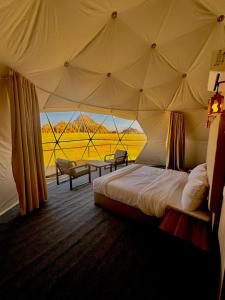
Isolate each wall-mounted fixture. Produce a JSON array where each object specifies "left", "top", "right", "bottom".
[
  {"left": 206, "top": 73, "right": 224, "bottom": 128},
  {"left": 208, "top": 72, "right": 224, "bottom": 117},
  {"left": 206, "top": 49, "right": 225, "bottom": 127},
  {"left": 208, "top": 91, "right": 224, "bottom": 115}
]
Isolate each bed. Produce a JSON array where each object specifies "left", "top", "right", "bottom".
[
  {"left": 93, "top": 163, "right": 210, "bottom": 223},
  {"left": 93, "top": 114, "right": 225, "bottom": 225}
]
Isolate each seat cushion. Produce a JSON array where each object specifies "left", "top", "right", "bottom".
[
  {"left": 56, "top": 159, "right": 75, "bottom": 175},
  {"left": 73, "top": 168, "right": 89, "bottom": 177}
]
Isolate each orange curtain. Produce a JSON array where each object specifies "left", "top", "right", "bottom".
[
  {"left": 8, "top": 71, "right": 47, "bottom": 215},
  {"left": 166, "top": 111, "right": 185, "bottom": 170}
]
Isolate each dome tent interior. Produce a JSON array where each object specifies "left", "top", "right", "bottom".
[
  {"left": 0, "top": 3, "right": 224, "bottom": 206},
  {"left": 0, "top": 0, "right": 224, "bottom": 168},
  {"left": 0, "top": 0, "right": 225, "bottom": 298},
  {"left": 1, "top": 0, "right": 224, "bottom": 212}
]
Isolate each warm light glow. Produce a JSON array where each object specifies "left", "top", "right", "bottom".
[{"left": 208, "top": 92, "right": 224, "bottom": 115}]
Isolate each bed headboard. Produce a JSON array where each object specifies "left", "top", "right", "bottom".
[{"left": 206, "top": 113, "right": 225, "bottom": 217}]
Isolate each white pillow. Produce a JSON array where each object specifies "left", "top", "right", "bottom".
[
  {"left": 181, "top": 179, "right": 208, "bottom": 211},
  {"left": 195, "top": 162, "right": 206, "bottom": 170},
  {"left": 188, "top": 170, "right": 208, "bottom": 185},
  {"left": 189, "top": 163, "right": 206, "bottom": 174},
  {"left": 188, "top": 163, "right": 207, "bottom": 182}
]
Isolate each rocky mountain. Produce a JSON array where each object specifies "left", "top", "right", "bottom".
[
  {"left": 42, "top": 115, "right": 109, "bottom": 134},
  {"left": 122, "top": 128, "right": 140, "bottom": 134},
  {"left": 41, "top": 123, "right": 52, "bottom": 133}
]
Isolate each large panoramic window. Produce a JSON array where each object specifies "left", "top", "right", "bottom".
[{"left": 40, "top": 112, "right": 147, "bottom": 175}]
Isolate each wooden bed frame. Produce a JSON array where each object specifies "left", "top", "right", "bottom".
[
  {"left": 95, "top": 192, "right": 160, "bottom": 226},
  {"left": 94, "top": 114, "right": 225, "bottom": 229}
]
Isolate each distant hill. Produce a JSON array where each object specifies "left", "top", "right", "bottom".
[
  {"left": 122, "top": 128, "right": 141, "bottom": 134},
  {"left": 42, "top": 115, "right": 109, "bottom": 134}
]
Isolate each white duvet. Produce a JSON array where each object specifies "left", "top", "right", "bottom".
[{"left": 93, "top": 164, "right": 188, "bottom": 218}]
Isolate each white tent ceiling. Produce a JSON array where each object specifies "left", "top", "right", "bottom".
[{"left": 0, "top": 0, "right": 225, "bottom": 118}]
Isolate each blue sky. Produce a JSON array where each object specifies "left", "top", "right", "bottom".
[{"left": 40, "top": 112, "right": 143, "bottom": 132}]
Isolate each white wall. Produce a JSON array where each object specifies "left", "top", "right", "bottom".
[{"left": 0, "top": 78, "right": 18, "bottom": 215}]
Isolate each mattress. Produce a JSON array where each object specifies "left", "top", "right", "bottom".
[{"left": 93, "top": 164, "right": 188, "bottom": 218}]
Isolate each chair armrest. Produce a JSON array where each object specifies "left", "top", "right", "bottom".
[
  {"left": 104, "top": 153, "right": 115, "bottom": 161},
  {"left": 72, "top": 160, "right": 77, "bottom": 166}
]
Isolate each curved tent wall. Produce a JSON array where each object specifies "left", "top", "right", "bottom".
[
  {"left": 0, "top": 0, "right": 225, "bottom": 211},
  {"left": 0, "top": 1, "right": 224, "bottom": 115},
  {"left": 0, "top": 75, "right": 18, "bottom": 215}
]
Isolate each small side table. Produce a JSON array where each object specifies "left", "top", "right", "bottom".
[
  {"left": 160, "top": 209, "right": 211, "bottom": 251},
  {"left": 88, "top": 160, "right": 113, "bottom": 177}
]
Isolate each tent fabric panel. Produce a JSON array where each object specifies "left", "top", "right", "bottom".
[
  {"left": 0, "top": 0, "right": 224, "bottom": 117},
  {"left": 136, "top": 111, "right": 169, "bottom": 165},
  {"left": 136, "top": 110, "right": 209, "bottom": 168},
  {"left": 185, "top": 140, "right": 208, "bottom": 168},
  {"left": 135, "top": 140, "right": 166, "bottom": 166},
  {"left": 184, "top": 110, "right": 209, "bottom": 168}
]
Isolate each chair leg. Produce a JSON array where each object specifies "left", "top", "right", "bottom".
[
  {"left": 69, "top": 176, "right": 73, "bottom": 190},
  {"left": 56, "top": 167, "right": 59, "bottom": 185},
  {"left": 89, "top": 170, "right": 91, "bottom": 183},
  {"left": 115, "top": 164, "right": 117, "bottom": 171}
]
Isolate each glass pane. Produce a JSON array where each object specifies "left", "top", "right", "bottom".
[
  {"left": 111, "top": 142, "right": 127, "bottom": 157},
  {"left": 45, "top": 112, "right": 75, "bottom": 140},
  {"left": 40, "top": 113, "right": 56, "bottom": 143},
  {"left": 80, "top": 112, "right": 108, "bottom": 136},
  {"left": 92, "top": 139, "right": 119, "bottom": 158},
  {"left": 82, "top": 141, "right": 102, "bottom": 160},
  {"left": 41, "top": 111, "right": 147, "bottom": 175},
  {"left": 44, "top": 144, "right": 59, "bottom": 176},
  {"left": 98, "top": 115, "right": 120, "bottom": 139},
  {"left": 113, "top": 116, "right": 134, "bottom": 133},
  {"left": 59, "top": 140, "right": 90, "bottom": 161}
]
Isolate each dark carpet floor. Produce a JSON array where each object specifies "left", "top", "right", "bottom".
[{"left": 0, "top": 170, "right": 217, "bottom": 300}]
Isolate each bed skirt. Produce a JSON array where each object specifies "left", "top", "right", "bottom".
[{"left": 94, "top": 192, "right": 160, "bottom": 226}]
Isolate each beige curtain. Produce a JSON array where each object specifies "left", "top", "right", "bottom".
[
  {"left": 166, "top": 111, "right": 185, "bottom": 170},
  {"left": 8, "top": 71, "right": 47, "bottom": 216}
]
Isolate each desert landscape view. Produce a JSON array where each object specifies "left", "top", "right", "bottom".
[{"left": 41, "top": 114, "right": 146, "bottom": 171}]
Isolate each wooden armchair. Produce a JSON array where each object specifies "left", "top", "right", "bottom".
[
  {"left": 55, "top": 158, "right": 91, "bottom": 190},
  {"left": 104, "top": 149, "right": 128, "bottom": 170}
]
